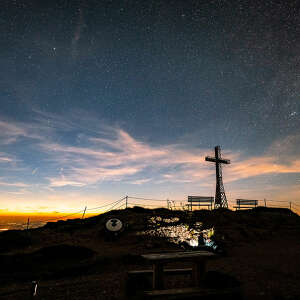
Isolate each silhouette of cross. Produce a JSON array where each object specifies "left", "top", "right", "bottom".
[{"left": 205, "top": 146, "right": 230, "bottom": 207}]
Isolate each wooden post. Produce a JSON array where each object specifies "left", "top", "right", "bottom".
[
  {"left": 289, "top": 202, "right": 292, "bottom": 211},
  {"left": 153, "top": 263, "right": 164, "bottom": 289},
  {"left": 264, "top": 198, "right": 267, "bottom": 207},
  {"left": 82, "top": 206, "right": 87, "bottom": 219},
  {"left": 192, "top": 260, "right": 206, "bottom": 287},
  {"left": 26, "top": 218, "right": 30, "bottom": 230},
  {"left": 125, "top": 196, "right": 128, "bottom": 209}
]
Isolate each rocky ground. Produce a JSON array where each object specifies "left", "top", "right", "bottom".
[{"left": 0, "top": 207, "right": 299, "bottom": 299}]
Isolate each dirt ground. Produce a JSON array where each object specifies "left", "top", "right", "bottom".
[{"left": 0, "top": 207, "right": 299, "bottom": 300}]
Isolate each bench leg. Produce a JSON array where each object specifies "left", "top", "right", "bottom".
[
  {"left": 153, "top": 263, "right": 164, "bottom": 290},
  {"left": 192, "top": 260, "right": 206, "bottom": 287}
]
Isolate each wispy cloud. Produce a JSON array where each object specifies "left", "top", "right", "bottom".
[
  {"left": 128, "top": 178, "right": 152, "bottom": 185},
  {"left": 47, "top": 178, "right": 86, "bottom": 187},
  {"left": 0, "top": 180, "right": 29, "bottom": 188},
  {"left": 0, "top": 153, "right": 13, "bottom": 163},
  {"left": 0, "top": 112, "right": 299, "bottom": 192},
  {"left": 0, "top": 120, "right": 27, "bottom": 144},
  {"left": 40, "top": 128, "right": 211, "bottom": 187},
  {"left": 38, "top": 122, "right": 300, "bottom": 188},
  {"left": 225, "top": 156, "right": 300, "bottom": 183}
]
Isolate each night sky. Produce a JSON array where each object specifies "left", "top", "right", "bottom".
[{"left": 0, "top": 0, "right": 299, "bottom": 213}]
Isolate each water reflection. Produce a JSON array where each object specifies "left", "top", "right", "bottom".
[{"left": 138, "top": 216, "right": 214, "bottom": 247}]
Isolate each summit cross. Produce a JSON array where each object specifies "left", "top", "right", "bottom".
[{"left": 205, "top": 146, "right": 230, "bottom": 209}]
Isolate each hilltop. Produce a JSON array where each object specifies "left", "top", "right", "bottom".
[{"left": 0, "top": 207, "right": 299, "bottom": 299}]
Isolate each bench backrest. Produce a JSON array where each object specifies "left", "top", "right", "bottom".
[
  {"left": 236, "top": 199, "right": 258, "bottom": 206},
  {"left": 188, "top": 196, "right": 214, "bottom": 203}
]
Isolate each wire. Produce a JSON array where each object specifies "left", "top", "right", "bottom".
[
  {"left": 129, "top": 196, "right": 185, "bottom": 202},
  {"left": 128, "top": 202, "right": 161, "bottom": 207},
  {"left": 86, "top": 197, "right": 126, "bottom": 211},
  {"left": 268, "top": 205, "right": 288, "bottom": 207},
  {"left": 113, "top": 202, "right": 125, "bottom": 210},
  {"left": 265, "top": 200, "right": 291, "bottom": 203},
  {"left": 103, "top": 197, "right": 125, "bottom": 213}
]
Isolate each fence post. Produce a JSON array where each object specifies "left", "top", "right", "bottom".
[
  {"left": 26, "top": 217, "right": 30, "bottom": 230},
  {"left": 264, "top": 198, "right": 267, "bottom": 207},
  {"left": 82, "top": 206, "right": 87, "bottom": 219},
  {"left": 289, "top": 202, "right": 292, "bottom": 211}
]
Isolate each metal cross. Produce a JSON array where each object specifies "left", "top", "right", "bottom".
[{"left": 205, "top": 146, "right": 230, "bottom": 209}]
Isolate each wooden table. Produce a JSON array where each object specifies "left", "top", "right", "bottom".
[{"left": 141, "top": 251, "right": 216, "bottom": 290}]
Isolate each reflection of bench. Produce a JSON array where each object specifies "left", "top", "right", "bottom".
[
  {"left": 234, "top": 199, "right": 258, "bottom": 210},
  {"left": 187, "top": 196, "right": 214, "bottom": 211}
]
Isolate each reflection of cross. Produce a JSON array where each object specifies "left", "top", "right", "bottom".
[{"left": 205, "top": 146, "right": 230, "bottom": 209}]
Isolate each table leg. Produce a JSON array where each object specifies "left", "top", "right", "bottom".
[
  {"left": 153, "top": 262, "right": 164, "bottom": 289},
  {"left": 192, "top": 260, "right": 206, "bottom": 286}
]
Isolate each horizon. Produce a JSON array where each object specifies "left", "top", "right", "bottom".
[{"left": 1, "top": 198, "right": 299, "bottom": 217}]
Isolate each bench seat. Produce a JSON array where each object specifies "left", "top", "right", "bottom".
[
  {"left": 128, "top": 268, "right": 192, "bottom": 276},
  {"left": 145, "top": 286, "right": 242, "bottom": 299}
]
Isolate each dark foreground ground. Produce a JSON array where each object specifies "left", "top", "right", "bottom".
[{"left": 0, "top": 207, "right": 299, "bottom": 300}]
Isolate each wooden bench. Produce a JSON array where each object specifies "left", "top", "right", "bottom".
[
  {"left": 126, "top": 268, "right": 193, "bottom": 298},
  {"left": 187, "top": 196, "right": 214, "bottom": 211},
  {"left": 125, "top": 251, "right": 243, "bottom": 299},
  {"left": 141, "top": 251, "right": 216, "bottom": 289},
  {"left": 234, "top": 199, "right": 258, "bottom": 210}
]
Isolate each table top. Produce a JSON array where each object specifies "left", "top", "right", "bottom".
[{"left": 141, "top": 250, "right": 216, "bottom": 262}]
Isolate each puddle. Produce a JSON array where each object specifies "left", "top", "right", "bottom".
[{"left": 138, "top": 216, "right": 214, "bottom": 247}]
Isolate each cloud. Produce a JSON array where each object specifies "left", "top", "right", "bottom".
[
  {"left": 41, "top": 127, "right": 211, "bottom": 187},
  {"left": 39, "top": 124, "right": 300, "bottom": 188},
  {"left": 226, "top": 156, "right": 300, "bottom": 183},
  {"left": 0, "top": 112, "right": 299, "bottom": 192},
  {"left": 0, "top": 180, "right": 29, "bottom": 188},
  {"left": 0, "top": 153, "right": 13, "bottom": 163},
  {"left": 128, "top": 178, "right": 152, "bottom": 185},
  {"left": 0, "top": 120, "right": 27, "bottom": 144},
  {"left": 6, "top": 190, "right": 28, "bottom": 195},
  {"left": 0, "top": 118, "right": 47, "bottom": 146},
  {"left": 47, "top": 178, "right": 86, "bottom": 187}
]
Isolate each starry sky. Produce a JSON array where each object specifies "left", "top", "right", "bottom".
[{"left": 0, "top": 0, "right": 300, "bottom": 214}]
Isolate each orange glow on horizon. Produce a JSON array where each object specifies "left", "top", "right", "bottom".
[{"left": 0, "top": 211, "right": 100, "bottom": 218}]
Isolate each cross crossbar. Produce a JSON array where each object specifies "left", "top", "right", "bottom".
[{"left": 205, "top": 156, "right": 230, "bottom": 164}]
